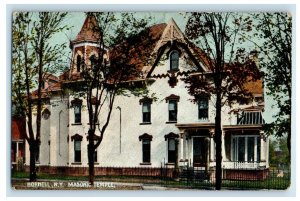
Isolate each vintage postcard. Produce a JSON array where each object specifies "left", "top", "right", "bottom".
[{"left": 11, "top": 11, "right": 291, "bottom": 191}]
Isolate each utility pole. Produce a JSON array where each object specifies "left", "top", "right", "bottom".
[{"left": 116, "top": 106, "right": 122, "bottom": 154}]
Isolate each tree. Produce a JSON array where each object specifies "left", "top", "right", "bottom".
[
  {"left": 254, "top": 13, "right": 291, "bottom": 159},
  {"left": 269, "top": 137, "right": 290, "bottom": 168},
  {"left": 63, "top": 13, "right": 157, "bottom": 185},
  {"left": 12, "top": 12, "right": 68, "bottom": 181},
  {"left": 184, "top": 12, "right": 260, "bottom": 190}
]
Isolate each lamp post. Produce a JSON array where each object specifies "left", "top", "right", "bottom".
[{"left": 116, "top": 106, "right": 122, "bottom": 154}]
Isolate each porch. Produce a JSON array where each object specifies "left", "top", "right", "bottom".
[{"left": 175, "top": 123, "right": 269, "bottom": 172}]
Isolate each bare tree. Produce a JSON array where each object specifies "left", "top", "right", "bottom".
[
  {"left": 12, "top": 12, "right": 68, "bottom": 181},
  {"left": 64, "top": 13, "right": 158, "bottom": 184}
]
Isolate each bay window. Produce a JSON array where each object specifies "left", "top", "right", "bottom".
[{"left": 232, "top": 135, "right": 261, "bottom": 162}]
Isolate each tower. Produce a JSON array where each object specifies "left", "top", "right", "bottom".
[{"left": 69, "top": 15, "right": 105, "bottom": 80}]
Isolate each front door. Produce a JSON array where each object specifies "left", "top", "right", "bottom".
[{"left": 193, "top": 137, "right": 207, "bottom": 167}]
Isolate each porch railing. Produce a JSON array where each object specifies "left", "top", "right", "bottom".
[{"left": 223, "top": 161, "right": 267, "bottom": 169}]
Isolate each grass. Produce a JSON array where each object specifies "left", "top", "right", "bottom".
[
  {"left": 12, "top": 171, "right": 87, "bottom": 181},
  {"left": 161, "top": 176, "right": 290, "bottom": 190},
  {"left": 12, "top": 171, "right": 290, "bottom": 190}
]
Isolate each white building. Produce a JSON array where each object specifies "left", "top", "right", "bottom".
[{"left": 25, "top": 16, "right": 269, "bottom": 179}]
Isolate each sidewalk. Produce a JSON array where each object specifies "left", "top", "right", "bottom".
[{"left": 11, "top": 178, "right": 195, "bottom": 190}]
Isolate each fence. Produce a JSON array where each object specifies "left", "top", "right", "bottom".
[
  {"left": 20, "top": 165, "right": 290, "bottom": 190},
  {"left": 160, "top": 165, "right": 290, "bottom": 190}
]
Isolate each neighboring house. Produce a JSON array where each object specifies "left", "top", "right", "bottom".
[
  {"left": 24, "top": 16, "right": 269, "bottom": 180},
  {"left": 11, "top": 117, "right": 26, "bottom": 170}
]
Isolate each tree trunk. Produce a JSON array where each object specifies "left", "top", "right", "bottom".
[
  {"left": 215, "top": 90, "right": 222, "bottom": 190},
  {"left": 29, "top": 141, "right": 37, "bottom": 182},
  {"left": 287, "top": 131, "right": 291, "bottom": 163},
  {"left": 88, "top": 129, "right": 95, "bottom": 185}
]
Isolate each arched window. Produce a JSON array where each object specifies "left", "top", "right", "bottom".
[
  {"left": 90, "top": 55, "right": 97, "bottom": 68},
  {"left": 76, "top": 55, "right": 81, "bottom": 72},
  {"left": 170, "top": 51, "right": 179, "bottom": 70}
]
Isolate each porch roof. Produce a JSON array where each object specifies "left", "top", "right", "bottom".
[
  {"left": 222, "top": 124, "right": 263, "bottom": 131},
  {"left": 176, "top": 122, "right": 215, "bottom": 130}
]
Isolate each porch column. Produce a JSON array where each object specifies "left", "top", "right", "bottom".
[
  {"left": 179, "top": 132, "right": 184, "bottom": 161},
  {"left": 205, "top": 137, "right": 210, "bottom": 171},
  {"left": 222, "top": 131, "right": 226, "bottom": 161},
  {"left": 186, "top": 137, "right": 190, "bottom": 166},
  {"left": 260, "top": 131, "right": 266, "bottom": 162},
  {"left": 209, "top": 129, "right": 215, "bottom": 162},
  {"left": 16, "top": 142, "right": 19, "bottom": 158}
]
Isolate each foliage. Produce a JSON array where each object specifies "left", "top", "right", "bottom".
[
  {"left": 254, "top": 13, "right": 291, "bottom": 155},
  {"left": 12, "top": 12, "right": 69, "bottom": 181},
  {"left": 184, "top": 12, "right": 261, "bottom": 190},
  {"left": 269, "top": 137, "right": 290, "bottom": 168},
  {"left": 184, "top": 12, "right": 260, "bottom": 105}
]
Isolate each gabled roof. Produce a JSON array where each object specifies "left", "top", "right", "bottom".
[
  {"left": 43, "top": 72, "right": 59, "bottom": 82},
  {"left": 71, "top": 15, "right": 100, "bottom": 45},
  {"left": 154, "top": 18, "right": 185, "bottom": 51},
  {"left": 46, "top": 17, "right": 263, "bottom": 98},
  {"left": 147, "top": 19, "right": 210, "bottom": 77}
]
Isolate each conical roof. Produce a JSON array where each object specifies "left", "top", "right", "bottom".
[{"left": 72, "top": 15, "right": 100, "bottom": 44}]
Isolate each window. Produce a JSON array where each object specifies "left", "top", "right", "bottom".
[
  {"left": 71, "top": 134, "right": 83, "bottom": 164},
  {"left": 142, "top": 102, "right": 151, "bottom": 123},
  {"left": 90, "top": 55, "right": 97, "bottom": 68},
  {"left": 232, "top": 135, "right": 261, "bottom": 162},
  {"left": 168, "top": 100, "right": 177, "bottom": 122},
  {"left": 168, "top": 139, "right": 176, "bottom": 163},
  {"left": 74, "top": 140, "right": 81, "bottom": 162},
  {"left": 139, "top": 133, "right": 152, "bottom": 164},
  {"left": 139, "top": 97, "right": 153, "bottom": 124},
  {"left": 76, "top": 55, "right": 81, "bottom": 72},
  {"left": 170, "top": 51, "right": 179, "bottom": 70},
  {"left": 42, "top": 108, "right": 51, "bottom": 120},
  {"left": 198, "top": 97, "right": 208, "bottom": 120},
  {"left": 74, "top": 104, "right": 81, "bottom": 123},
  {"left": 142, "top": 139, "right": 151, "bottom": 163}
]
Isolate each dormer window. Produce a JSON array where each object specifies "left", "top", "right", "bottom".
[
  {"left": 76, "top": 55, "right": 81, "bottom": 72},
  {"left": 170, "top": 50, "right": 179, "bottom": 71}
]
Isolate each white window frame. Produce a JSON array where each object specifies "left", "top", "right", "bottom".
[{"left": 231, "top": 135, "right": 260, "bottom": 162}]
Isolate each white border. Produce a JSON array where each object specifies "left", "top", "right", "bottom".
[{"left": 1, "top": 1, "right": 297, "bottom": 200}]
